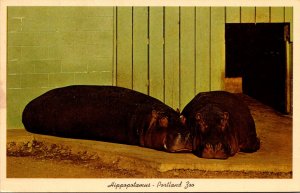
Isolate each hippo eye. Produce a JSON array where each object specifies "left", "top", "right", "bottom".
[
  {"left": 199, "top": 123, "right": 208, "bottom": 133},
  {"left": 195, "top": 113, "right": 208, "bottom": 133}
]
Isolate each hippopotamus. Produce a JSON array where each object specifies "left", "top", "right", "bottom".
[
  {"left": 181, "top": 91, "right": 260, "bottom": 159},
  {"left": 22, "top": 85, "right": 192, "bottom": 152}
]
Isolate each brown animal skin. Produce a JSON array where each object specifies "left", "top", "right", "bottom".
[{"left": 181, "top": 91, "right": 260, "bottom": 159}]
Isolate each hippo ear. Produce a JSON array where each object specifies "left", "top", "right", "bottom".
[
  {"left": 159, "top": 117, "right": 169, "bottom": 128},
  {"left": 220, "top": 112, "right": 229, "bottom": 132},
  {"left": 195, "top": 113, "right": 207, "bottom": 133},
  {"left": 148, "top": 110, "right": 159, "bottom": 129},
  {"left": 151, "top": 110, "right": 159, "bottom": 119},
  {"left": 180, "top": 115, "right": 186, "bottom": 125}
]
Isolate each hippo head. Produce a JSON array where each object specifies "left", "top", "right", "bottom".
[
  {"left": 186, "top": 104, "right": 238, "bottom": 159},
  {"left": 164, "top": 125, "right": 193, "bottom": 153},
  {"left": 144, "top": 110, "right": 192, "bottom": 152}
]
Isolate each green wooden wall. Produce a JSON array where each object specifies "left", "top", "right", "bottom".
[
  {"left": 115, "top": 6, "right": 293, "bottom": 109},
  {"left": 7, "top": 6, "right": 293, "bottom": 128}
]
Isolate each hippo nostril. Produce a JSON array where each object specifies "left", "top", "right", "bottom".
[
  {"left": 205, "top": 143, "right": 214, "bottom": 150},
  {"left": 215, "top": 143, "right": 223, "bottom": 151}
]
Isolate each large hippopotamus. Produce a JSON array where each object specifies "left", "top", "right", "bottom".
[
  {"left": 181, "top": 91, "right": 260, "bottom": 159},
  {"left": 22, "top": 85, "right": 192, "bottom": 152}
]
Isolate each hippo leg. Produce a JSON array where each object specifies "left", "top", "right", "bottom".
[{"left": 240, "top": 136, "right": 260, "bottom": 153}]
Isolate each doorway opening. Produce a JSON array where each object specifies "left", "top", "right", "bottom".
[{"left": 225, "top": 23, "right": 291, "bottom": 114}]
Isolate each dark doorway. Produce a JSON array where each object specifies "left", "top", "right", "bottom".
[{"left": 225, "top": 23, "right": 290, "bottom": 114}]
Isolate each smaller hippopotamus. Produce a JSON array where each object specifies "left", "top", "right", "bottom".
[
  {"left": 181, "top": 91, "right": 260, "bottom": 159},
  {"left": 22, "top": 85, "right": 192, "bottom": 153}
]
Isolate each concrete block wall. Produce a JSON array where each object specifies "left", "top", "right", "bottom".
[{"left": 7, "top": 7, "right": 114, "bottom": 128}]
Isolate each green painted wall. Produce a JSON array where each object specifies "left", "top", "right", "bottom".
[
  {"left": 7, "top": 6, "right": 293, "bottom": 129},
  {"left": 7, "top": 7, "right": 114, "bottom": 128}
]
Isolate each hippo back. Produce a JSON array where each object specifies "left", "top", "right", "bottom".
[{"left": 22, "top": 85, "right": 192, "bottom": 152}]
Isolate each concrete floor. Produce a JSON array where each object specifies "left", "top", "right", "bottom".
[{"left": 6, "top": 95, "right": 292, "bottom": 178}]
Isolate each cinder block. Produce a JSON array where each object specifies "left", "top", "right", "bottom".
[
  {"left": 61, "top": 46, "right": 77, "bottom": 60},
  {"left": 21, "top": 46, "right": 48, "bottom": 60},
  {"left": 47, "top": 7, "right": 78, "bottom": 18},
  {"left": 22, "top": 18, "right": 50, "bottom": 32},
  {"left": 7, "top": 47, "right": 21, "bottom": 61},
  {"left": 7, "top": 75, "right": 21, "bottom": 88},
  {"left": 48, "top": 45, "right": 63, "bottom": 60},
  {"left": 7, "top": 18, "right": 22, "bottom": 32},
  {"left": 73, "top": 46, "right": 87, "bottom": 59},
  {"left": 74, "top": 71, "right": 112, "bottom": 85},
  {"left": 7, "top": 60, "right": 21, "bottom": 74},
  {"left": 87, "top": 57, "right": 113, "bottom": 72},
  {"left": 21, "top": 74, "right": 49, "bottom": 88},
  {"left": 86, "top": 44, "right": 112, "bottom": 58},
  {"left": 59, "top": 32, "right": 76, "bottom": 45},
  {"left": 61, "top": 59, "right": 87, "bottom": 73},
  {"left": 20, "top": 60, "right": 35, "bottom": 74},
  {"left": 35, "top": 32, "right": 60, "bottom": 46},
  {"left": 52, "top": 17, "right": 77, "bottom": 32},
  {"left": 48, "top": 73, "right": 75, "bottom": 87},
  {"left": 77, "top": 7, "right": 114, "bottom": 17},
  {"left": 79, "top": 17, "right": 113, "bottom": 31},
  {"left": 35, "top": 60, "right": 61, "bottom": 73},
  {"left": 8, "top": 32, "right": 37, "bottom": 47}
]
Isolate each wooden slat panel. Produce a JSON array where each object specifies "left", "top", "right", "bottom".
[
  {"left": 116, "top": 7, "right": 132, "bottom": 89},
  {"left": 226, "top": 7, "right": 240, "bottom": 23},
  {"left": 133, "top": 7, "right": 148, "bottom": 94},
  {"left": 180, "top": 7, "right": 195, "bottom": 109},
  {"left": 241, "top": 7, "right": 255, "bottom": 23},
  {"left": 256, "top": 7, "right": 270, "bottom": 23},
  {"left": 285, "top": 7, "right": 293, "bottom": 42},
  {"left": 149, "top": 7, "right": 164, "bottom": 101},
  {"left": 210, "top": 7, "right": 225, "bottom": 91},
  {"left": 165, "top": 7, "right": 180, "bottom": 109},
  {"left": 271, "top": 7, "right": 285, "bottom": 22},
  {"left": 195, "top": 7, "right": 210, "bottom": 93},
  {"left": 112, "top": 7, "right": 117, "bottom": 86}
]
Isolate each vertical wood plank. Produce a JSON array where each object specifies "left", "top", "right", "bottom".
[
  {"left": 196, "top": 7, "right": 210, "bottom": 93},
  {"left": 210, "top": 7, "right": 225, "bottom": 91},
  {"left": 256, "top": 7, "right": 270, "bottom": 23},
  {"left": 149, "top": 7, "right": 164, "bottom": 101},
  {"left": 226, "top": 7, "right": 240, "bottom": 23},
  {"left": 241, "top": 7, "right": 255, "bottom": 23},
  {"left": 180, "top": 7, "right": 196, "bottom": 109},
  {"left": 165, "top": 7, "right": 180, "bottom": 109},
  {"left": 270, "top": 7, "right": 284, "bottom": 22},
  {"left": 133, "top": 7, "right": 148, "bottom": 94},
  {"left": 285, "top": 7, "right": 293, "bottom": 42},
  {"left": 113, "top": 7, "right": 117, "bottom": 86},
  {"left": 116, "top": 7, "right": 132, "bottom": 89}
]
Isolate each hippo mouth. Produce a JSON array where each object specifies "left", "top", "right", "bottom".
[
  {"left": 195, "top": 143, "right": 231, "bottom": 159},
  {"left": 163, "top": 133, "right": 193, "bottom": 153}
]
